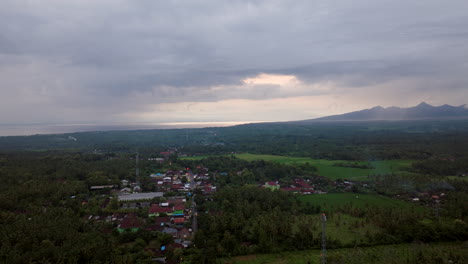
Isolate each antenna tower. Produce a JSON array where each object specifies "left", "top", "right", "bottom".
[{"left": 321, "top": 213, "right": 327, "bottom": 264}]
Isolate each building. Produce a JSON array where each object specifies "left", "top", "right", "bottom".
[
  {"left": 149, "top": 205, "right": 173, "bottom": 217},
  {"left": 264, "top": 181, "right": 280, "bottom": 191},
  {"left": 118, "top": 192, "right": 164, "bottom": 201},
  {"left": 117, "top": 215, "right": 142, "bottom": 233}
]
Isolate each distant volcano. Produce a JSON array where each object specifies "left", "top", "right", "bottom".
[{"left": 310, "top": 102, "right": 468, "bottom": 121}]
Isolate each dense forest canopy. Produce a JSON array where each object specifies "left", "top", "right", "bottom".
[{"left": 2, "top": 120, "right": 468, "bottom": 160}]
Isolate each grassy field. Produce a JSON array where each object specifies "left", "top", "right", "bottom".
[
  {"left": 446, "top": 176, "right": 468, "bottom": 182},
  {"left": 182, "top": 153, "right": 414, "bottom": 181},
  {"left": 298, "top": 193, "right": 423, "bottom": 211},
  {"left": 222, "top": 242, "right": 468, "bottom": 264},
  {"left": 308, "top": 213, "right": 381, "bottom": 246},
  {"left": 296, "top": 193, "right": 427, "bottom": 245}
]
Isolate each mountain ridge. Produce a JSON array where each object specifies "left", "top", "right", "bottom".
[{"left": 306, "top": 102, "right": 468, "bottom": 122}]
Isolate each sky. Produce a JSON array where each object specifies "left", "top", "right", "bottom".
[{"left": 1, "top": 0, "right": 468, "bottom": 125}]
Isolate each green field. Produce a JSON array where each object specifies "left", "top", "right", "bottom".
[
  {"left": 298, "top": 193, "right": 423, "bottom": 212},
  {"left": 223, "top": 242, "right": 467, "bottom": 264},
  {"left": 296, "top": 193, "right": 427, "bottom": 245},
  {"left": 182, "top": 153, "right": 414, "bottom": 180},
  {"left": 310, "top": 212, "right": 382, "bottom": 245}
]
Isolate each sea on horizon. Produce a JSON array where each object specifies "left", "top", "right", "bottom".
[{"left": 0, "top": 121, "right": 264, "bottom": 137}]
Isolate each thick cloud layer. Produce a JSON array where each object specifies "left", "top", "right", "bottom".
[{"left": 1, "top": 0, "right": 467, "bottom": 124}]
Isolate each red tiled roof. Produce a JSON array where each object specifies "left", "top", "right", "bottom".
[
  {"left": 171, "top": 184, "right": 184, "bottom": 190},
  {"left": 146, "top": 225, "right": 165, "bottom": 232},
  {"left": 178, "top": 228, "right": 190, "bottom": 237},
  {"left": 281, "top": 187, "right": 302, "bottom": 192},
  {"left": 149, "top": 205, "right": 172, "bottom": 214},
  {"left": 173, "top": 217, "right": 185, "bottom": 223},
  {"left": 266, "top": 181, "right": 278, "bottom": 186},
  {"left": 119, "top": 216, "right": 142, "bottom": 229},
  {"left": 295, "top": 180, "right": 313, "bottom": 189},
  {"left": 174, "top": 204, "right": 185, "bottom": 211},
  {"left": 171, "top": 199, "right": 185, "bottom": 205},
  {"left": 155, "top": 217, "right": 170, "bottom": 224}
]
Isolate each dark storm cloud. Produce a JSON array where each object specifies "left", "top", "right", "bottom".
[{"left": 0, "top": 0, "right": 467, "bottom": 123}]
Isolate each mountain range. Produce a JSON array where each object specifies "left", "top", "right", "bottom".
[{"left": 308, "top": 102, "right": 468, "bottom": 122}]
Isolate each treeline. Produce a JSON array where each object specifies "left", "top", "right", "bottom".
[
  {"left": 410, "top": 158, "right": 468, "bottom": 176},
  {"left": 2, "top": 120, "right": 468, "bottom": 160},
  {"left": 191, "top": 187, "right": 321, "bottom": 261}
]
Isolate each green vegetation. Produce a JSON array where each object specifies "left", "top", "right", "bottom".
[
  {"left": 224, "top": 242, "right": 468, "bottom": 264},
  {"left": 1, "top": 119, "right": 468, "bottom": 263},
  {"left": 191, "top": 186, "right": 467, "bottom": 263},
  {"left": 298, "top": 193, "right": 424, "bottom": 212},
  {"left": 184, "top": 153, "right": 413, "bottom": 180},
  {"left": 3, "top": 120, "right": 468, "bottom": 161}
]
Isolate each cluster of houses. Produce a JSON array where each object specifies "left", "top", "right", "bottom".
[
  {"left": 263, "top": 179, "right": 323, "bottom": 194},
  {"left": 410, "top": 192, "right": 446, "bottom": 203},
  {"left": 149, "top": 171, "right": 190, "bottom": 193},
  {"left": 149, "top": 168, "right": 216, "bottom": 195},
  {"left": 86, "top": 197, "right": 193, "bottom": 254}
]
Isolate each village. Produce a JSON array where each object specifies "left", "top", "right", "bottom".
[{"left": 82, "top": 151, "right": 450, "bottom": 263}]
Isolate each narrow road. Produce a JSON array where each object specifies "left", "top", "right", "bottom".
[
  {"left": 188, "top": 169, "right": 198, "bottom": 233},
  {"left": 191, "top": 194, "right": 197, "bottom": 233}
]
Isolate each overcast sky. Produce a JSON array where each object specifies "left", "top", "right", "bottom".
[{"left": 1, "top": 0, "right": 468, "bottom": 125}]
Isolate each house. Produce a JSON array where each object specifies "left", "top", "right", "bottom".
[
  {"left": 150, "top": 173, "right": 165, "bottom": 178},
  {"left": 203, "top": 185, "right": 216, "bottom": 194},
  {"left": 163, "top": 177, "right": 172, "bottom": 182},
  {"left": 162, "top": 227, "right": 178, "bottom": 237},
  {"left": 171, "top": 184, "right": 184, "bottom": 191},
  {"left": 264, "top": 181, "right": 280, "bottom": 191},
  {"left": 117, "top": 215, "right": 142, "bottom": 233},
  {"left": 120, "top": 187, "right": 132, "bottom": 194},
  {"left": 146, "top": 224, "right": 165, "bottom": 232},
  {"left": 174, "top": 204, "right": 185, "bottom": 212},
  {"left": 172, "top": 210, "right": 184, "bottom": 217},
  {"left": 118, "top": 192, "right": 164, "bottom": 201},
  {"left": 173, "top": 217, "right": 185, "bottom": 225},
  {"left": 294, "top": 179, "right": 314, "bottom": 189},
  {"left": 111, "top": 213, "right": 127, "bottom": 222},
  {"left": 121, "top": 179, "right": 129, "bottom": 186},
  {"left": 170, "top": 198, "right": 186, "bottom": 205},
  {"left": 177, "top": 228, "right": 191, "bottom": 239},
  {"left": 155, "top": 216, "right": 171, "bottom": 226},
  {"left": 149, "top": 205, "right": 173, "bottom": 217},
  {"left": 181, "top": 240, "right": 193, "bottom": 248},
  {"left": 90, "top": 185, "right": 118, "bottom": 190},
  {"left": 280, "top": 187, "right": 302, "bottom": 193},
  {"left": 148, "top": 158, "right": 165, "bottom": 163},
  {"left": 139, "top": 202, "right": 150, "bottom": 208}
]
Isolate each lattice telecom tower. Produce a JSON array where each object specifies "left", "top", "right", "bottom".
[{"left": 321, "top": 213, "right": 327, "bottom": 264}]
